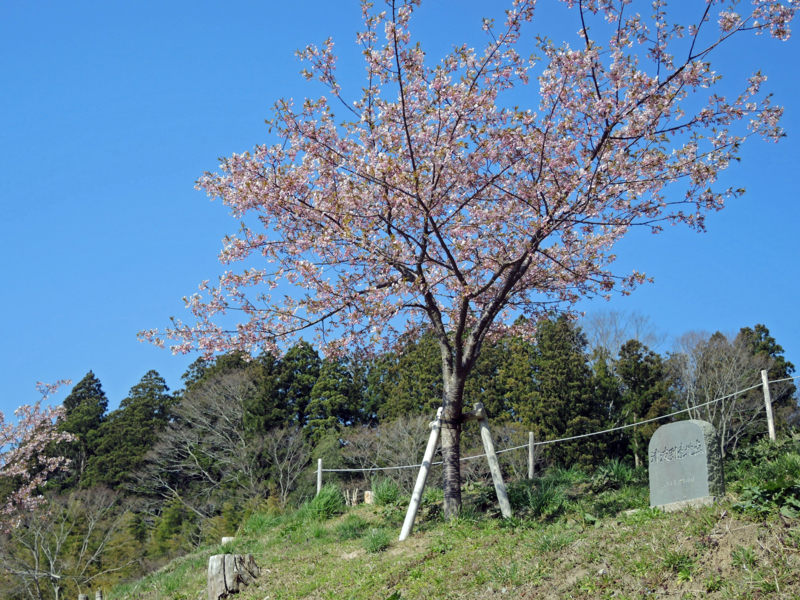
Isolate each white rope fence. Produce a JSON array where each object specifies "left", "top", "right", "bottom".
[
  {"left": 317, "top": 373, "right": 800, "bottom": 488},
  {"left": 320, "top": 375, "right": 785, "bottom": 475}
]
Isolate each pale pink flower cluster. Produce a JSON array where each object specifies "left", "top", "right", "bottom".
[
  {"left": 0, "top": 381, "right": 74, "bottom": 529},
  {"left": 139, "top": 0, "right": 795, "bottom": 365}
]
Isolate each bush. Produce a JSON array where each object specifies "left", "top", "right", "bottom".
[
  {"left": 734, "top": 478, "right": 800, "bottom": 518},
  {"left": 372, "top": 478, "right": 401, "bottom": 506},
  {"left": 307, "top": 484, "right": 345, "bottom": 521}
]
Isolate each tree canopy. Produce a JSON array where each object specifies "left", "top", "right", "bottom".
[{"left": 140, "top": 0, "right": 798, "bottom": 517}]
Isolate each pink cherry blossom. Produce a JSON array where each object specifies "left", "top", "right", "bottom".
[
  {"left": 140, "top": 0, "right": 796, "bottom": 516},
  {"left": 0, "top": 381, "right": 74, "bottom": 530}
]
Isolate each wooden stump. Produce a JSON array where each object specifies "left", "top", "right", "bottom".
[{"left": 207, "top": 554, "right": 260, "bottom": 600}]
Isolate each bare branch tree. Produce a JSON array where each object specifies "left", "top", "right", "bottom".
[
  {"left": 131, "top": 372, "right": 264, "bottom": 517},
  {"left": 262, "top": 428, "right": 309, "bottom": 509},
  {"left": 582, "top": 310, "right": 668, "bottom": 360},
  {"left": 0, "top": 488, "right": 134, "bottom": 600},
  {"left": 670, "top": 331, "right": 788, "bottom": 456}
]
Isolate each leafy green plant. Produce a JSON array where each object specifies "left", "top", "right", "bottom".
[
  {"left": 734, "top": 478, "right": 800, "bottom": 518},
  {"left": 423, "top": 486, "right": 444, "bottom": 503},
  {"left": 527, "top": 480, "right": 566, "bottom": 518},
  {"left": 363, "top": 528, "right": 392, "bottom": 553},
  {"left": 731, "top": 546, "right": 757, "bottom": 571},
  {"left": 372, "top": 478, "right": 401, "bottom": 506},
  {"left": 662, "top": 549, "right": 694, "bottom": 573},
  {"left": 307, "top": 484, "right": 345, "bottom": 521},
  {"left": 597, "top": 458, "right": 637, "bottom": 485},
  {"left": 548, "top": 465, "right": 588, "bottom": 485},
  {"left": 704, "top": 572, "right": 724, "bottom": 592}
]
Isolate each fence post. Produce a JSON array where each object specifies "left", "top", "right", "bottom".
[
  {"left": 399, "top": 407, "right": 442, "bottom": 542},
  {"left": 316, "top": 458, "right": 323, "bottom": 495},
  {"left": 528, "top": 431, "right": 535, "bottom": 479},
  {"left": 477, "top": 407, "right": 512, "bottom": 519},
  {"left": 761, "top": 369, "right": 777, "bottom": 442},
  {"left": 95, "top": 591, "right": 103, "bottom": 600}
]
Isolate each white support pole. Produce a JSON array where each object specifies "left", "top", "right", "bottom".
[
  {"left": 399, "top": 407, "right": 442, "bottom": 541},
  {"left": 476, "top": 404, "right": 512, "bottom": 519},
  {"left": 528, "top": 431, "right": 535, "bottom": 480},
  {"left": 316, "top": 458, "right": 323, "bottom": 495},
  {"left": 761, "top": 369, "right": 777, "bottom": 442}
]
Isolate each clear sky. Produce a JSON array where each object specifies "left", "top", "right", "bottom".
[{"left": 2, "top": 1, "right": 798, "bottom": 415}]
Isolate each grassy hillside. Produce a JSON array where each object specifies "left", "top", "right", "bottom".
[{"left": 107, "top": 438, "right": 800, "bottom": 600}]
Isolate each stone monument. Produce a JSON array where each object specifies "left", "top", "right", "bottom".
[{"left": 648, "top": 419, "right": 725, "bottom": 512}]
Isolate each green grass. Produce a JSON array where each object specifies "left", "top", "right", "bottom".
[
  {"left": 372, "top": 478, "right": 401, "bottom": 506},
  {"left": 106, "top": 436, "right": 800, "bottom": 600}
]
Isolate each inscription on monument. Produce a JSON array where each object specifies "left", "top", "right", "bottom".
[
  {"left": 648, "top": 420, "right": 724, "bottom": 510},
  {"left": 649, "top": 439, "right": 704, "bottom": 464}
]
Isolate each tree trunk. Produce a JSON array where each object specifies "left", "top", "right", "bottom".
[{"left": 441, "top": 374, "right": 465, "bottom": 520}]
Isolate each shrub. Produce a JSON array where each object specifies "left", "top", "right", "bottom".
[
  {"left": 307, "top": 484, "right": 345, "bottom": 521},
  {"left": 734, "top": 478, "right": 800, "bottom": 518}
]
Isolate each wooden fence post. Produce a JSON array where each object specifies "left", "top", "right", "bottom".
[
  {"left": 476, "top": 406, "right": 512, "bottom": 519},
  {"left": 528, "top": 431, "right": 535, "bottom": 479},
  {"left": 316, "top": 458, "right": 322, "bottom": 495},
  {"left": 399, "top": 407, "right": 442, "bottom": 541},
  {"left": 761, "top": 369, "right": 777, "bottom": 441}
]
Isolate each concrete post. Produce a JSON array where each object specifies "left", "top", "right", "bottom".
[
  {"left": 399, "top": 407, "right": 442, "bottom": 541},
  {"left": 761, "top": 369, "right": 777, "bottom": 441}
]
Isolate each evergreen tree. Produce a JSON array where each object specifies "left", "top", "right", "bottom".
[
  {"left": 242, "top": 352, "right": 284, "bottom": 436},
  {"left": 57, "top": 371, "right": 108, "bottom": 486},
  {"left": 378, "top": 330, "right": 444, "bottom": 419},
  {"left": 614, "top": 340, "right": 673, "bottom": 467},
  {"left": 737, "top": 324, "right": 797, "bottom": 430},
  {"left": 514, "top": 316, "right": 604, "bottom": 468},
  {"left": 590, "top": 355, "right": 624, "bottom": 457},
  {"left": 275, "top": 341, "right": 322, "bottom": 426},
  {"left": 305, "top": 358, "right": 363, "bottom": 441},
  {"left": 464, "top": 338, "right": 516, "bottom": 422},
  {"left": 84, "top": 371, "right": 175, "bottom": 489}
]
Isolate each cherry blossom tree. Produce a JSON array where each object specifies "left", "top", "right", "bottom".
[
  {"left": 141, "top": 0, "right": 797, "bottom": 517},
  {"left": 0, "top": 381, "right": 74, "bottom": 528}
]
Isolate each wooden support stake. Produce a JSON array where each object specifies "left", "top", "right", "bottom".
[
  {"left": 316, "top": 458, "right": 322, "bottom": 495},
  {"left": 528, "top": 431, "right": 535, "bottom": 479},
  {"left": 475, "top": 403, "right": 512, "bottom": 519},
  {"left": 399, "top": 407, "right": 442, "bottom": 541},
  {"left": 761, "top": 369, "right": 777, "bottom": 442}
]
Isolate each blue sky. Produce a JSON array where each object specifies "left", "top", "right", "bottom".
[{"left": 2, "top": 1, "right": 798, "bottom": 415}]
